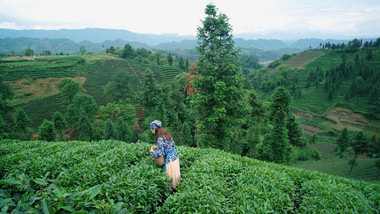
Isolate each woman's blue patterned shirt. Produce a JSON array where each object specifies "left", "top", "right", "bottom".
[{"left": 152, "top": 137, "right": 178, "bottom": 162}]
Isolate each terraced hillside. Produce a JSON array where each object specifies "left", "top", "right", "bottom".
[
  {"left": 1, "top": 54, "right": 184, "bottom": 130},
  {"left": 1, "top": 140, "right": 379, "bottom": 213},
  {"left": 259, "top": 48, "right": 380, "bottom": 138}
]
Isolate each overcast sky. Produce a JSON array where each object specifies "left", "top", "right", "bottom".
[{"left": 0, "top": 0, "right": 379, "bottom": 39}]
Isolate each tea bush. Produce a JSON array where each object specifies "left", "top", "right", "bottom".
[{"left": 1, "top": 140, "right": 379, "bottom": 213}]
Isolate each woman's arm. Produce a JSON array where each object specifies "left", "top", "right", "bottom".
[{"left": 152, "top": 137, "right": 165, "bottom": 158}]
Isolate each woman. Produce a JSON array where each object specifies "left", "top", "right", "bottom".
[{"left": 149, "top": 120, "right": 181, "bottom": 189}]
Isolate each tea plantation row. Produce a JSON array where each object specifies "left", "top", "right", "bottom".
[{"left": 1, "top": 140, "right": 379, "bottom": 213}]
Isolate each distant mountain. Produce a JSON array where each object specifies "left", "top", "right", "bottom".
[
  {"left": 235, "top": 38, "right": 289, "bottom": 50},
  {"left": 0, "top": 28, "right": 195, "bottom": 46}
]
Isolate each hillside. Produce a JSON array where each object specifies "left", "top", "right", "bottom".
[
  {"left": 0, "top": 53, "right": 183, "bottom": 130},
  {"left": 0, "top": 140, "right": 379, "bottom": 213},
  {"left": 251, "top": 48, "right": 380, "bottom": 138}
]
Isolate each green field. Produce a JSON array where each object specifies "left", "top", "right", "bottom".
[
  {"left": 292, "top": 157, "right": 380, "bottom": 183},
  {"left": 1, "top": 140, "right": 379, "bottom": 213}
]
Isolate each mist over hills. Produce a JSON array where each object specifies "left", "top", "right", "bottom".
[{"left": 0, "top": 28, "right": 377, "bottom": 58}]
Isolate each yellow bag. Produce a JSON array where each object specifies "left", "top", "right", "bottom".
[{"left": 155, "top": 156, "right": 165, "bottom": 166}]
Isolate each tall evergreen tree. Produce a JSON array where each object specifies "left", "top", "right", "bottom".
[
  {"left": 336, "top": 127, "right": 350, "bottom": 157},
  {"left": 270, "top": 87, "right": 291, "bottom": 122},
  {"left": 269, "top": 122, "right": 289, "bottom": 164},
  {"left": 268, "top": 87, "right": 291, "bottom": 163},
  {"left": 193, "top": 4, "right": 246, "bottom": 151}
]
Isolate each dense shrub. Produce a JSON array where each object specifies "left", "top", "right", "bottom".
[{"left": 0, "top": 141, "right": 378, "bottom": 213}]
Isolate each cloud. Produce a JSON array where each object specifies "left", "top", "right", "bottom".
[{"left": 0, "top": 0, "right": 379, "bottom": 38}]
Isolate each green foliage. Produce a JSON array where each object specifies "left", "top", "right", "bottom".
[
  {"left": 286, "top": 113, "right": 307, "bottom": 148},
  {"left": 270, "top": 87, "right": 291, "bottom": 122},
  {"left": 57, "top": 78, "right": 82, "bottom": 104},
  {"left": 194, "top": 4, "right": 246, "bottom": 151},
  {"left": 180, "top": 121, "right": 193, "bottom": 147},
  {"left": 240, "top": 55, "right": 262, "bottom": 75},
  {"left": 52, "top": 111, "right": 66, "bottom": 131},
  {"left": 66, "top": 94, "right": 98, "bottom": 128},
  {"left": 167, "top": 52, "right": 173, "bottom": 66},
  {"left": 336, "top": 127, "right": 350, "bottom": 157},
  {"left": 104, "top": 118, "right": 116, "bottom": 140},
  {"left": 38, "top": 119, "right": 56, "bottom": 141},
  {"left": 25, "top": 48, "right": 34, "bottom": 56},
  {"left": 0, "top": 115, "right": 6, "bottom": 136},
  {"left": 1, "top": 141, "right": 379, "bottom": 213},
  {"left": 92, "top": 120, "right": 105, "bottom": 141},
  {"left": 115, "top": 116, "right": 133, "bottom": 142},
  {"left": 269, "top": 122, "right": 290, "bottom": 164},
  {"left": 0, "top": 76, "right": 14, "bottom": 117},
  {"left": 139, "top": 69, "right": 160, "bottom": 114},
  {"left": 103, "top": 70, "right": 135, "bottom": 102},
  {"left": 121, "top": 44, "right": 135, "bottom": 59},
  {"left": 14, "top": 108, "right": 31, "bottom": 139},
  {"left": 77, "top": 113, "right": 93, "bottom": 141},
  {"left": 79, "top": 46, "right": 86, "bottom": 55}
]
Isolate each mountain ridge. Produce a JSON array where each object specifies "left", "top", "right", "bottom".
[{"left": 1, "top": 28, "right": 378, "bottom": 53}]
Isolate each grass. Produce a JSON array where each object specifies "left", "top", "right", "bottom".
[{"left": 291, "top": 157, "right": 380, "bottom": 183}]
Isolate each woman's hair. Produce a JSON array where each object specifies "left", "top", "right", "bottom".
[{"left": 154, "top": 127, "right": 172, "bottom": 142}]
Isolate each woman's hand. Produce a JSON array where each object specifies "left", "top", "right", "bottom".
[{"left": 149, "top": 145, "right": 157, "bottom": 153}]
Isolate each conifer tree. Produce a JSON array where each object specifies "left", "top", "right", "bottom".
[
  {"left": 269, "top": 122, "right": 289, "bottom": 164},
  {"left": 268, "top": 87, "right": 291, "bottom": 163},
  {"left": 193, "top": 4, "right": 246, "bottom": 151},
  {"left": 336, "top": 127, "right": 350, "bottom": 158}
]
